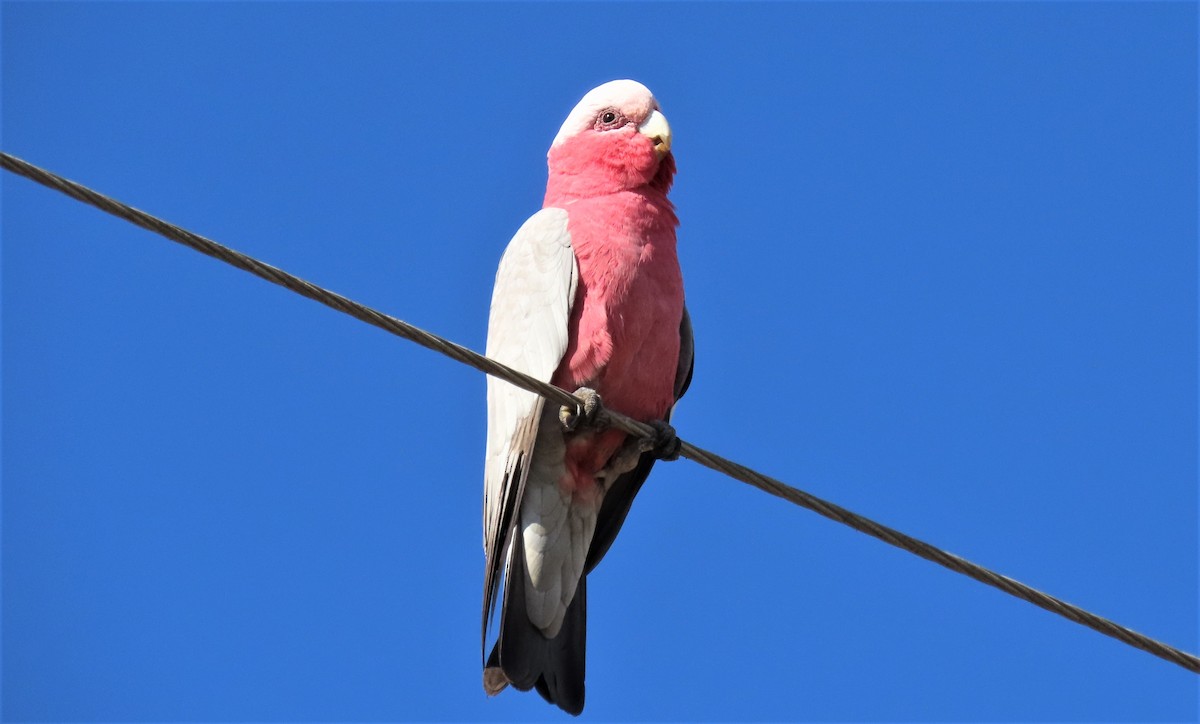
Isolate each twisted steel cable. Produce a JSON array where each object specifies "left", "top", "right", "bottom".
[{"left": 4, "top": 150, "right": 1196, "bottom": 675}]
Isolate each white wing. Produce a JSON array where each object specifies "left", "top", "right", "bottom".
[{"left": 482, "top": 207, "right": 578, "bottom": 641}]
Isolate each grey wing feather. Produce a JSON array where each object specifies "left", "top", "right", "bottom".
[
  {"left": 482, "top": 207, "right": 578, "bottom": 651},
  {"left": 674, "top": 306, "right": 696, "bottom": 401}
]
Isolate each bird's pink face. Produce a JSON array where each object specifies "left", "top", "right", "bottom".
[{"left": 546, "top": 80, "right": 675, "bottom": 199}]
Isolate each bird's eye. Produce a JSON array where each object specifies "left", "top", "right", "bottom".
[{"left": 595, "top": 109, "right": 624, "bottom": 129}]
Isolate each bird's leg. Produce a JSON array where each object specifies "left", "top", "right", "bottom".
[
  {"left": 559, "top": 387, "right": 605, "bottom": 432},
  {"left": 594, "top": 420, "right": 682, "bottom": 489},
  {"left": 593, "top": 438, "right": 643, "bottom": 490}
]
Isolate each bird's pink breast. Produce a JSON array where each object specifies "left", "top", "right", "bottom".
[{"left": 549, "top": 190, "right": 683, "bottom": 495}]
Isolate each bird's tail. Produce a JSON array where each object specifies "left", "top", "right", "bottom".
[{"left": 484, "top": 528, "right": 587, "bottom": 715}]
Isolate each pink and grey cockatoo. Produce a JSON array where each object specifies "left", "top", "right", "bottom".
[{"left": 482, "top": 80, "right": 693, "bottom": 714}]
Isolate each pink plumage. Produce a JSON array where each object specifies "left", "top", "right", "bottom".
[
  {"left": 548, "top": 124, "right": 682, "bottom": 498},
  {"left": 482, "top": 80, "right": 692, "bottom": 715}
]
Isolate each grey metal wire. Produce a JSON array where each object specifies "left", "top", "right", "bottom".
[{"left": 4, "top": 149, "right": 1197, "bottom": 675}]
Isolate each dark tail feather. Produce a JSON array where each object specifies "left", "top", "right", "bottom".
[
  {"left": 533, "top": 576, "right": 586, "bottom": 714},
  {"left": 484, "top": 529, "right": 587, "bottom": 715}
]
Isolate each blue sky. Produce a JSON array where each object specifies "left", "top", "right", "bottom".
[{"left": 3, "top": 2, "right": 1197, "bottom": 721}]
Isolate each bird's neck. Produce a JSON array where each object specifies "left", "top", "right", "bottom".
[{"left": 543, "top": 149, "right": 676, "bottom": 208}]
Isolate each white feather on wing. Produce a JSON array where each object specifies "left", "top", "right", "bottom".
[{"left": 482, "top": 207, "right": 578, "bottom": 637}]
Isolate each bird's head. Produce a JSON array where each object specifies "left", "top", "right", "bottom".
[{"left": 545, "top": 80, "right": 675, "bottom": 202}]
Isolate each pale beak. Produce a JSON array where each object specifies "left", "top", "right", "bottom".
[{"left": 638, "top": 109, "right": 672, "bottom": 156}]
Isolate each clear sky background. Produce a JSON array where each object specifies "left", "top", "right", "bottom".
[{"left": 3, "top": 2, "right": 1197, "bottom": 722}]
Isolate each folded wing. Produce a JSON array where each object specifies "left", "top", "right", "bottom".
[{"left": 482, "top": 207, "right": 578, "bottom": 649}]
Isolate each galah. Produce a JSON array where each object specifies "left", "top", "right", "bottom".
[{"left": 482, "top": 80, "right": 693, "bottom": 715}]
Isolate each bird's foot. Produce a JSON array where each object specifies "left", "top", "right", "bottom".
[
  {"left": 644, "top": 420, "right": 682, "bottom": 461},
  {"left": 559, "top": 387, "right": 605, "bottom": 432}
]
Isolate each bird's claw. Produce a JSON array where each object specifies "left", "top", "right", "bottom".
[
  {"left": 644, "top": 419, "right": 682, "bottom": 461},
  {"left": 560, "top": 387, "right": 604, "bottom": 432}
]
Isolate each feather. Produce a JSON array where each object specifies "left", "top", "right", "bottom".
[{"left": 482, "top": 208, "right": 577, "bottom": 651}]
